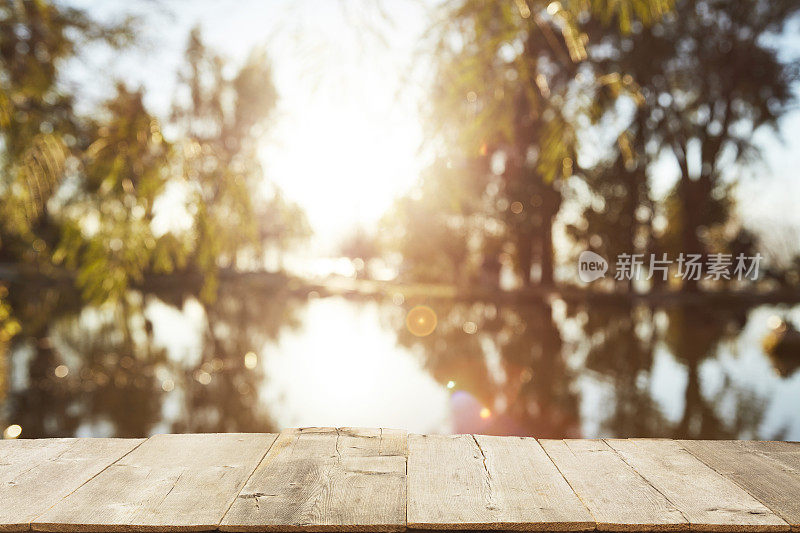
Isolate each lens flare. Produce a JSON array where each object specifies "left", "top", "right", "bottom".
[{"left": 406, "top": 305, "right": 437, "bottom": 337}]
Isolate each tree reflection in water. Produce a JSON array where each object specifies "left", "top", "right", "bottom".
[
  {"left": 396, "top": 296, "right": 793, "bottom": 439},
  {"left": 393, "top": 298, "right": 579, "bottom": 437},
  {"left": 2, "top": 284, "right": 798, "bottom": 439},
  {"left": 3, "top": 279, "right": 305, "bottom": 437}
]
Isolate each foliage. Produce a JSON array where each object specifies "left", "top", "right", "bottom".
[
  {"left": 172, "top": 29, "right": 309, "bottom": 300},
  {"left": 0, "top": 2, "right": 310, "bottom": 338},
  {"left": 388, "top": 0, "right": 675, "bottom": 287},
  {"left": 387, "top": 0, "right": 798, "bottom": 292},
  {"left": 51, "top": 84, "right": 176, "bottom": 302},
  {"left": 571, "top": 0, "right": 799, "bottom": 289},
  {"left": 0, "top": 0, "right": 134, "bottom": 247}
]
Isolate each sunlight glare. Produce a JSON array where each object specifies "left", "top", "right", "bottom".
[
  {"left": 261, "top": 299, "right": 450, "bottom": 431},
  {"left": 265, "top": 105, "right": 422, "bottom": 244}
]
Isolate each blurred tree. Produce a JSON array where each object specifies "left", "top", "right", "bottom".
[
  {"left": 338, "top": 225, "right": 380, "bottom": 278},
  {"left": 1, "top": 5, "right": 309, "bottom": 313},
  {"left": 389, "top": 0, "right": 673, "bottom": 288},
  {"left": 53, "top": 84, "right": 178, "bottom": 303},
  {"left": 256, "top": 187, "right": 311, "bottom": 269},
  {"left": 0, "top": 4, "right": 312, "bottom": 392},
  {"left": 339, "top": 226, "right": 379, "bottom": 263},
  {"left": 757, "top": 223, "right": 800, "bottom": 288},
  {"left": 574, "top": 0, "right": 799, "bottom": 290},
  {"left": 0, "top": 0, "right": 136, "bottom": 359},
  {"left": 171, "top": 28, "right": 310, "bottom": 301},
  {"left": 566, "top": 151, "right": 655, "bottom": 291},
  {"left": 382, "top": 157, "right": 476, "bottom": 284},
  {"left": 0, "top": 0, "right": 134, "bottom": 256}
]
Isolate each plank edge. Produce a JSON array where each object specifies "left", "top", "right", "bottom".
[
  {"left": 31, "top": 524, "right": 219, "bottom": 533},
  {"left": 406, "top": 522, "right": 596, "bottom": 531},
  {"left": 218, "top": 524, "right": 406, "bottom": 532}
]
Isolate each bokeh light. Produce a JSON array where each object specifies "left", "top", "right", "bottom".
[
  {"left": 767, "top": 315, "right": 785, "bottom": 331},
  {"left": 3, "top": 425, "right": 22, "bottom": 439},
  {"left": 406, "top": 305, "right": 437, "bottom": 337},
  {"left": 244, "top": 351, "right": 259, "bottom": 369},
  {"left": 195, "top": 370, "right": 212, "bottom": 385}
]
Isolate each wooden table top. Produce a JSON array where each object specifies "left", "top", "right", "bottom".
[{"left": 0, "top": 428, "right": 798, "bottom": 532}]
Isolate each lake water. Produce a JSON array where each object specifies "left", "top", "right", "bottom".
[{"left": 3, "top": 280, "right": 800, "bottom": 439}]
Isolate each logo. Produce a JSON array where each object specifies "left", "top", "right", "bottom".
[{"left": 578, "top": 250, "right": 608, "bottom": 282}]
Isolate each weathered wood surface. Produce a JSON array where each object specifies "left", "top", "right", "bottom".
[
  {"left": 681, "top": 440, "right": 800, "bottom": 531},
  {"left": 407, "top": 434, "right": 593, "bottom": 530},
  {"left": 33, "top": 433, "right": 277, "bottom": 532},
  {"left": 606, "top": 439, "right": 789, "bottom": 531},
  {"left": 0, "top": 438, "right": 143, "bottom": 532},
  {"left": 540, "top": 439, "right": 687, "bottom": 531},
  {"left": 221, "top": 427, "right": 406, "bottom": 532},
  {"left": 0, "top": 432, "right": 799, "bottom": 532}
]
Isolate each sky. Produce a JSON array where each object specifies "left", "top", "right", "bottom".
[{"left": 64, "top": 0, "right": 800, "bottom": 256}]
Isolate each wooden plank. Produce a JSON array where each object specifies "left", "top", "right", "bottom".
[
  {"left": 681, "top": 440, "right": 800, "bottom": 531},
  {"left": 220, "top": 427, "right": 407, "bottom": 532},
  {"left": 33, "top": 433, "right": 276, "bottom": 532},
  {"left": 0, "top": 438, "right": 143, "bottom": 532},
  {"left": 735, "top": 441, "right": 800, "bottom": 464},
  {"left": 407, "top": 434, "right": 594, "bottom": 531},
  {"left": 606, "top": 439, "right": 788, "bottom": 531},
  {"left": 540, "top": 439, "right": 687, "bottom": 531}
]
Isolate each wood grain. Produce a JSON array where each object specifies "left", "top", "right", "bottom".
[
  {"left": 220, "top": 427, "right": 407, "bottom": 532},
  {"left": 4, "top": 431, "right": 800, "bottom": 533},
  {"left": 736, "top": 441, "right": 800, "bottom": 466},
  {"left": 407, "top": 434, "right": 594, "bottom": 531},
  {"left": 681, "top": 440, "right": 800, "bottom": 531},
  {"left": 32, "top": 433, "right": 276, "bottom": 532},
  {"left": 606, "top": 439, "right": 788, "bottom": 531},
  {"left": 541, "top": 439, "right": 687, "bottom": 531},
  {"left": 0, "top": 438, "right": 143, "bottom": 532}
]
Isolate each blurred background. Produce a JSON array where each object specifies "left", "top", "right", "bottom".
[{"left": 2, "top": 0, "right": 800, "bottom": 440}]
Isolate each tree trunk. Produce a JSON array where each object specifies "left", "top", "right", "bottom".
[
  {"left": 540, "top": 220, "right": 554, "bottom": 287},
  {"left": 517, "top": 232, "right": 533, "bottom": 287}
]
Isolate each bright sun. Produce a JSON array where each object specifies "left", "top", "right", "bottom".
[
  {"left": 263, "top": 95, "right": 423, "bottom": 247},
  {"left": 254, "top": 0, "right": 427, "bottom": 251}
]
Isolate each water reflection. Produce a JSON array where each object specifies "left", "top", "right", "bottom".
[{"left": 2, "top": 281, "right": 799, "bottom": 439}]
